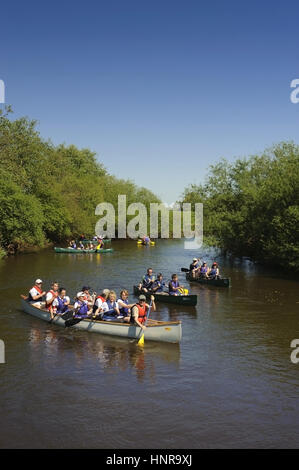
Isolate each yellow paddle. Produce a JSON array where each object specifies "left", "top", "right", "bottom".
[{"left": 137, "top": 299, "right": 153, "bottom": 346}]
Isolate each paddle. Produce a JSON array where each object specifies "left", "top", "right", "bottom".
[
  {"left": 137, "top": 299, "right": 153, "bottom": 347},
  {"left": 181, "top": 267, "right": 190, "bottom": 272}
]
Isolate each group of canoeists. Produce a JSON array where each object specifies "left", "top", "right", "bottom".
[
  {"left": 68, "top": 236, "right": 105, "bottom": 251},
  {"left": 137, "top": 268, "right": 188, "bottom": 296},
  {"left": 26, "top": 279, "right": 156, "bottom": 331},
  {"left": 189, "top": 258, "right": 220, "bottom": 279}
]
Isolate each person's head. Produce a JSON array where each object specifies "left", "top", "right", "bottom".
[
  {"left": 35, "top": 278, "right": 43, "bottom": 286},
  {"left": 138, "top": 294, "right": 146, "bottom": 305},
  {"left": 171, "top": 274, "right": 178, "bottom": 281},
  {"left": 202, "top": 262, "right": 207, "bottom": 267},
  {"left": 120, "top": 289, "right": 129, "bottom": 300},
  {"left": 193, "top": 258, "right": 198, "bottom": 263},
  {"left": 157, "top": 273, "right": 163, "bottom": 280},
  {"left": 101, "top": 289, "right": 110, "bottom": 299},
  {"left": 52, "top": 282, "right": 59, "bottom": 292},
  {"left": 59, "top": 287, "right": 66, "bottom": 297},
  {"left": 147, "top": 268, "right": 153, "bottom": 275},
  {"left": 77, "top": 292, "right": 85, "bottom": 301},
  {"left": 109, "top": 290, "right": 116, "bottom": 301},
  {"left": 82, "top": 286, "right": 90, "bottom": 293},
  {"left": 212, "top": 262, "right": 218, "bottom": 267}
]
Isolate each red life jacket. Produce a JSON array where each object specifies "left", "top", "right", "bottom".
[
  {"left": 28, "top": 284, "right": 43, "bottom": 302},
  {"left": 132, "top": 303, "right": 147, "bottom": 324},
  {"left": 96, "top": 296, "right": 105, "bottom": 302},
  {"left": 33, "top": 285, "right": 43, "bottom": 295},
  {"left": 92, "top": 295, "right": 105, "bottom": 313},
  {"left": 46, "top": 290, "right": 57, "bottom": 310}
]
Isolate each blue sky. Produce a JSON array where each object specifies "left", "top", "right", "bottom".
[{"left": 1, "top": 0, "right": 299, "bottom": 203}]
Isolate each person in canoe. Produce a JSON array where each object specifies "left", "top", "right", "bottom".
[
  {"left": 73, "top": 292, "right": 92, "bottom": 318},
  {"left": 139, "top": 268, "right": 155, "bottom": 292},
  {"left": 27, "top": 279, "right": 46, "bottom": 303},
  {"left": 189, "top": 258, "right": 201, "bottom": 278},
  {"left": 69, "top": 240, "right": 77, "bottom": 249},
  {"left": 127, "top": 294, "right": 156, "bottom": 330},
  {"left": 81, "top": 286, "right": 96, "bottom": 310},
  {"left": 208, "top": 262, "right": 220, "bottom": 279},
  {"left": 78, "top": 241, "right": 85, "bottom": 250},
  {"left": 116, "top": 289, "right": 135, "bottom": 321},
  {"left": 169, "top": 274, "right": 185, "bottom": 296},
  {"left": 96, "top": 238, "right": 104, "bottom": 250},
  {"left": 198, "top": 262, "right": 209, "bottom": 279},
  {"left": 46, "top": 282, "right": 59, "bottom": 319},
  {"left": 92, "top": 289, "right": 110, "bottom": 319},
  {"left": 52, "top": 287, "right": 70, "bottom": 314},
  {"left": 151, "top": 273, "right": 166, "bottom": 293},
  {"left": 101, "top": 290, "right": 120, "bottom": 319}
]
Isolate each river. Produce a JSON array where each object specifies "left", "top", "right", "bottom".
[{"left": 0, "top": 239, "right": 298, "bottom": 448}]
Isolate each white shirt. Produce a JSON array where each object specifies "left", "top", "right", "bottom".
[
  {"left": 46, "top": 291, "right": 57, "bottom": 303},
  {"left": 52, "top": 295, "right": 70, "bottom": 307},
  {"left": 29, "top": 287, "right": 42, "bottom": 298},
  {"left": 94, "top": 297, "right": 104, "bottom": 310}
]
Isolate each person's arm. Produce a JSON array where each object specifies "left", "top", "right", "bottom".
[{"left": 149, "top": 295, "right": 156, "bottom": 312}]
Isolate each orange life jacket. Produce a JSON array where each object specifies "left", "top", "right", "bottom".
[{"left": 131, "top": 303, "right": 147, "bottom": 324}]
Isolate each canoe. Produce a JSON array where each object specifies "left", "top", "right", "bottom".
[
  {"left": 133, "top": 286, "right": 197, "bottom": 306},
  {"left": 137, "top": 240, "right": 155, "bottom": 246},
  {"left": 54, "top": 247, "right": 114, "bottom": 253},
  {"left": 185, "top": 272, "right": 230, "bottom": 287},
  {"left": 20, "top": 299, "right": 181, "bottom": 343}
]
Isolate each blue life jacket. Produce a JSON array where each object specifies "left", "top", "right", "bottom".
[
  {"left": 143, "top": 274, "right": 155, "bottom": 288},
  {"left": 169, "top": 280, "right": 179, "bottom": 294},
  {"left": 75, "top": 301, "right": 88, "bottom": 317},
  {"left": 56, "top": 296, "right": 68, "bottom": 313},
  {"left": 152, "top": 280, "right": 164, "bottom": 292},
  {"left": 210, "top": 268, "right": 217, "bottom": 276},
  {"left": 200, "top": 266, "right": 208, "bottom": 274},
  {"left": 118, "top": 298, "right": 129, "bottom": 315}
]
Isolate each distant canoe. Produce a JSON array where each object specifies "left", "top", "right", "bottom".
[
  {"left": 20, "top": 299, "right": 181, "bottom": 343},
  {"left": 54, "top": 247, "right": 113, "bottom": 254},
  {"left": 133, "top": 286, "right": 197, "bottom": 306},
  {"left": 185, "top": 272, "right": 230, "bottom": 287},
  {"left": 137, "top": 240, "right": 155, "bottom": 246}
]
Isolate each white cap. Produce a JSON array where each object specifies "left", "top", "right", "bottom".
[
  {"left": 35, "top": 279, "right": 43, "bottom": 284},
  {"left": 77, "top": 291, "right": 85, "bottom": 298},
  {"left": 193, "top": 258, "right": 198, "bottom": 261}
]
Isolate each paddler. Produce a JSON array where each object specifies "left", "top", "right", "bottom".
[
  {"left": 151, "top": 273, "right": 165, "bottom": 293},
  {"left": 127, "top": 294, "right": 156, "bottom": 330},
  {"left": 93, "top": 289, "right": 110, "bottom": 318},
  {"left": 117, "top": 290, "right": 135, "bottom": 321},
  {"left": 52, "top": 287, "right": 70, "bottom": 314},
  {"left": 28, "top": 279, "right": 46, "bottom": 303},
  {"left": 101, "top": 290, "right": 120, "bottom": 319},
  {"left": 46, "top": 282, "right": 59, "bottom": 319},
  {"left": 139, "top": 268, "right": 155, "bottom": 292},
  {"left": 189, "top": 258, "right": 201, "bottom": 278},
  {"left": 73, "top": 292, "right": 91, "bottom": 318},
  {"left": 168, "top": 274, "right": 184, "bottom": 296}
]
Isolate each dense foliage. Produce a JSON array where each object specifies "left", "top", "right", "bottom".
[
  {"left": 0, "top": 108, "right": 160, "bottom": 253},
  {"left": 180, "top": 142, "right": 299, "bottom": 272}
]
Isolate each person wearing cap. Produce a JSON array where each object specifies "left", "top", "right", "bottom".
[
  {"left": 208, "top": 262, "right": 220, "bottom": 279},
  {"left": 128, "top": 294, "right": 156, "bottom": 330},
  {"left": 46, "top": 282, "right": 59, "bottom": 319},
  {"left": 189, "top": 258, "right": 201, "bottom": 278},
  {"left": 93, "top": 289, "right": 110, "bottom": 318},
  {"left": 28, "top": 279, "right": 46, "bottom": 303},
  {"left": 73, "top": 292, "right": 91, "bottom": 318}
]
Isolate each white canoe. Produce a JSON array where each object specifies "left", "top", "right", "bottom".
[{"left": 21, "top": 299, "right": 182, "bottom": 344}]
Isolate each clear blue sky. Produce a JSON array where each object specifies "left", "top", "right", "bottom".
[{"left": 1, "top": 0, "right": 299, "bottom": 203}]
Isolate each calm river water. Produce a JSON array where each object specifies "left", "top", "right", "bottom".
[{"left": 0, "top": 239, "right": 298, "bottom": 448}]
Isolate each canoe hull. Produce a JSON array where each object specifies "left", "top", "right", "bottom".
[
  {"left": 133, "top": 286, "right": 197, "bottom": 306},
  {"left": 186, "top": 273, "right": 230, "bottom": 287},
  {"left": 54, "top": 247, "right": 113, "bottom": 253},
  {"left": 21, "top": 299, "right": 181, "bottom": 343}
]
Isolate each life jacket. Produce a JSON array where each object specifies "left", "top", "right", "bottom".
[
  {"left": 75, "top": 300, "right": 88, "bottom": 317},
  {"left": 152, "top": 280, "right": 164, "bottom": 292},
  {"left": 118, "top": 298, "right": 129, "bottom": 315},
  {"left": 46, "top": 290, "right": 57, "bottom": 310},
  {"left": 56, "top": 296, "right": 68, "bottom": 313},
  {"left": 28, "top": 284, "right": 43, "bottom": 302},
  {"left": 200, "top": 266, "right": 208, "bottom": 274},
  {"left": 210, "top": 267, "right": 217, "bottom": 276},
  {"left": 130, "top": 303, "right": 147, "bottom": 324},
  {"left": 169, "top": 280, "right": 179, "bottom": 293},
  {"left": 142, "top": 274, "right": 155, "bottom": 288},
  {"left": 93, "top": 295, "right": 105, "bottom": 313},
  {"left": 106, "top": 299, "right": 117, "bottom": 312}
]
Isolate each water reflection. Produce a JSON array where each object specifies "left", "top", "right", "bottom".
[{"left": 28, "top": 326, "right": 180, "bottom": 383}]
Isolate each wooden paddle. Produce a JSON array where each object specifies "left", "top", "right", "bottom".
[
  {"left": 137, "top": 299, "right": 153, "bottom": 347},
  {"left": 181, "top": 267, "right": 190, "bottom": 272}
]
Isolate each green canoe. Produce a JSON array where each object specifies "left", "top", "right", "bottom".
[
  {"left": 185, "top": 272, "right": 230, "bottom": 287},
  {"left": 133, "top": 286, "right": 197, "bottom": 306},
  {"left": 54, "top": 247, "right": 113, "bottom": 253}
]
